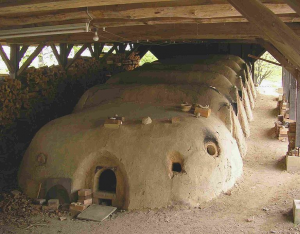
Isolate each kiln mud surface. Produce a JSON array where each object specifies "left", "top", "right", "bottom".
[{"left": 4, "top": 91, "right": 300, "bottom": 233}]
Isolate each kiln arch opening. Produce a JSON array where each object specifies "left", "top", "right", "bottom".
[{"left": 98, "top": 169, "right": 117, "bottom": 193}]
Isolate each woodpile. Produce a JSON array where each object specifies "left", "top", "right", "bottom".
[
  {"left": 0, "top": 190, "right": 69, "bottom": 228},
  {"left": 106, "top": 52, "right": 140, "bottom": 71}
]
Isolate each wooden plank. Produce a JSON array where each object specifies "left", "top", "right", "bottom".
[
  {"left": 0, "top": 0, "right": 175, "bottom": 15},
  {"left": 284, "top": 0, "right": 300, "bottom": 16},
  {"left": 50, "top": 44, "right": 62, "bottom": 66},
  {"left": 0, "top": 3, "right": 295, "bottom": 27},
  {"left": 65, "top": 43, "right": 88, "bottom": 70},
  {"left": 289, "top": 72, "right": 297, "bottom": 120},
  {"left": 17, "top": 44, "right": 44, "bottom": 76},
  {"left": 0, "top": 43, "right": 13, "bottom": 73},
  {"left": 227, "top": 0, "right": 300, "bottom": 83}
]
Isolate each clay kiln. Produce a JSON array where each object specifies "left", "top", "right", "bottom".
[{"left": 18, "top": 55, "right": 249, "bottom": 210}]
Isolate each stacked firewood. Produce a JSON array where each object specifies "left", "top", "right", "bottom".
[
  {"left": 106, "top": 52, "right": 140, "bottom": 71},
  {"left": 0, "top": 77, "right": 29, "bottom": 126}
]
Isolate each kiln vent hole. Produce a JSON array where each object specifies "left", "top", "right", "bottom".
[
  {"left": 206, "top": 142, "right": 219, "bottom": 157},
  {"left": 172, "top": 162, "right": 182, "bottom": 172},
  {"left": 99, "top": 169, "right": 117, "bottom": 193}
]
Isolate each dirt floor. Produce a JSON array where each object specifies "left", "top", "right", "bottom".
[{"left": 2, "top": 90, "right": 300, "bottom": 234}]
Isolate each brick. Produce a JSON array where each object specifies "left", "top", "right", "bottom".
[
  {"left": 104, "top": 119, "right": 122, "bottom": 129},
  {"left": 48, "top": 199, "right": 59, "bottom": 206},
  {"left": 78, "top": 194, "right": 92, "bottom": 200},
  {"left": 78, "top": 198, "right": 93, "bottom": 205},
  {"left": 294, "top": 200, "right": 300, "bottom": 224},
  {"left": 78, "top": 189, "right": 92, "bottom": 197},
  {"left": 194, "top": 107, "right": 211, "bottom": 118},
  {"left": 286, "top": 156, "right": 300, "bottom": 172},
  {"left": 70, "top": 202, "right": 89, "bottom": 212}
]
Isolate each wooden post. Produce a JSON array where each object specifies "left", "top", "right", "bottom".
[
  {"left": 296, "top": 83, "right": 300, "bottom": 147},
  {"left": 59, "top": 43, "right": 68, "bottom": 68},
  {"left": 10, "top": 44, "right": 20, "bottom": 79},
  {"left": 290, "top": 72, "right": 297, "bottom": 120},
  {"left": 283, "top": 67, "right": 291, "bottom": 102}
]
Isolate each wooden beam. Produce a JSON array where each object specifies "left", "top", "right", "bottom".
[
  {"left": 248, "top": 54, "right": 281, "bottom": 66},
  {"left": 0, "top": 43, "right": 13, "bottom": 73},
  {"left": 50, "top": 44, "right": 62, "bottom": 66},
  {"left": 93, "top": 42, "right": 104, "bottom": 59},
  {"left": 18, "top": 45, "right": 29, "bottom": 61},
  {"left": 0, "top": 3, "right": 295, "bottom": 27},
  {"left": 88, "top": 44, "right": 94, "bottom": 57},
  {"left": 101, "top": 44, "right": 117, "bottom": 62},
  {"left": 66, "top": 44, "right": 74, "bottom": 58},
  {"left": 17, "top": 44, "right": 44, "bottom": 76},
  {"left": 65, "top": 43, "right": 88, "bottom": 70},
  {"left": 0, "top": 0, "right": 175, "bottom": 15},
  {"left": 284, "top": 0, "right": 300, "bottom": 16},
  {"left": 228, "top": 0, "right": 300, "bottom": 82},
  {"left": 257, "top": 38, "right": 298, "bottom": 78}
]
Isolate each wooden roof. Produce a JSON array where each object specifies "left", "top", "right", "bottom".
[{"left": 0, "top": 0, "right": 299, "bottom": 44}]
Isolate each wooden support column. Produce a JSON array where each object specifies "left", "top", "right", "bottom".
[
  {"left": 10, "top": 44, "right": 20, "bottom": 79},
  {"left": 289, "top": 72, "right": 297, "bottom": 120},
  {"left": 283, "top": 67, "right": 291, "bottom": 102},
  {"left": 65, "top": 44, "right": 88, "bottom": 70},
  {"left": 17, "top": 44, "right": 45, "bottom": 76},
  {"left": 59, "top": 43, "right": 68, "bottom": 68},
  {"left": 296, "top": 84, "right": 300, "bottom": 147},
  {"left": 227, "top": 0, "right": 300, "bottom": 82}
]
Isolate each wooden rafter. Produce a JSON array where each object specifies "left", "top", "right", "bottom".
[
  {"left": 88, "top": 44, "right": 94, "bottom": 57},
  {"left": 0, "top": 0, "right": 174, "bottom": 15},
  {"left": 227, "top": 0, "right": 300, "bottom": 82},
  {"left": 65, "top": 43, "right": 88, "bottom": 70},
  {"left": 256, "top": 38, "right": 298, "bottom": 78},
  {"left": 17, "top": 44, "right": 45, "bottom": 76},
  {"left": 0, "top": 43, "right": 13, "bottom": 73},
  {"left": 284, "top": 0, "right": 300, "bottom": 16}
]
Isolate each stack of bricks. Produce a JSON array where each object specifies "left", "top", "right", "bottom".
[
  {"left": 288, "top": 122, "right": 296, "bottom": 152},
  {"left": 69, "top": 189, "right": 93, "bottom": 216},
  {"left": 78, "top": 189, "right": 93, "bottom": 205},
  {"left": 275, "top": 115, "right": 288, "bottom": 140}
]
